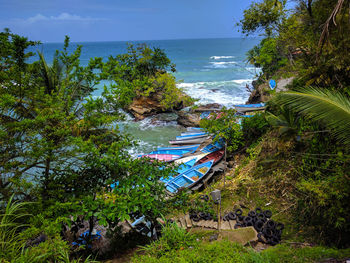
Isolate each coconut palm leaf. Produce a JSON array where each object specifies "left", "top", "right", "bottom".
[{"left": 274, "top": 87, "right": 350, "bottom": 145}]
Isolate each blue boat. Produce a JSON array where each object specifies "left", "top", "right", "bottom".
[
  {"left": 187, "top": 127, "right": 203, "bottom": 132},
  {"left": 157, "top": 144, "right": 200, "bottom": 151},
  {"left": 200, "top": 138, "right": 225, "bottom": 153},
  {"left": 165, "top": 160, "right": 214, "bottom": 194},
  {"left": 160, "top": 157, "right": 198, "bottom": 183},
  {"left": 175, "top": 133, "right": 208, "bottom": 141},
  {"left": 149, "top": 148, "right": 195, "bottom": 155},
  {"left": 269, "top": 79, "right": 276, "bottom": 90}
]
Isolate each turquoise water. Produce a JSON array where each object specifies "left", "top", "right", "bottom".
[{"left": 29, "top": 38, "right": 261, "bottom": 154}]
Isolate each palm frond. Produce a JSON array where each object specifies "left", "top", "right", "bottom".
[{"left": 274, "top": 87, "right": 350, "bottom": 144}]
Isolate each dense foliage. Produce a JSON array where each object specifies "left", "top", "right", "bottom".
[
  {"left": 0, "top": 30, "right": 181, "bottom": 261},
  {"left": 240, "top": 0, "right": 350, "bottom": 93},
  {"left": 237, "top": 0, "right": 350, "bottom": 247},
  {"left": 101, "top": 43, "right": 193, "bottom": 109}
]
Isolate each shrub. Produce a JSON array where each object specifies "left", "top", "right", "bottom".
[{"left": 241, "top": 113, "right": 270, "bottom": 145}]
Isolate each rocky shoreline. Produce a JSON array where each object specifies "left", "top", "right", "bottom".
[{"left": 127, "top": 77, "right": 294, "bottom": 127}]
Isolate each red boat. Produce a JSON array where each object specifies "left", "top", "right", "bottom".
[
  {"left": 195, "top": 150, "right": 224, "bottom": 165},
  {"left": 139, "top": 154, "right": 181, "bottom": 162}
]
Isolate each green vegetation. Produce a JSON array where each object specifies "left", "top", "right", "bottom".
[
  {"left": 0, "top": 29, "right": 183, "bottom": 261},
  {"left": 2, "top": 0, "right": 350, "bottom": 261},
  {"left": 133, "top": 238, "right": 350, "bottom": 263},
  {"left": 102, "top": 43, "right": 194, "bottom": 109}
]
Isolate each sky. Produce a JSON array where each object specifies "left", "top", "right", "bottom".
[{"left": 0, "top": 0, "right": 256, "bottom": 42}]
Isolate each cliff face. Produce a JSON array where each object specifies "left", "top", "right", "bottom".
[
  {"left": 127, "top": 92, "right": 189, "bottom": 120},
  {"left": 247, "top": 77, "right": 295, "bottom": 104}
]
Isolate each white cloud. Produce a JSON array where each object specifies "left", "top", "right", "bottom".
[{"left": 26, "top": 13, "right": 104, "bottom": 23}]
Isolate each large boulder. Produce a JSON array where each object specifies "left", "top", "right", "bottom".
[
  {"left": 192, "top": 103, "right": 223, "bottom": 112},
  {"left": 177, "top": 110, "right": 201, "bottom": 127},
  {"left": 128, "top": 96, "right": 165, "bottom": 120},
  {"left": 247, "top": 82, "right": 271, "bottom": 104},
  {"left": 127, "top": 92, "right": 191, "bottom": 121}
]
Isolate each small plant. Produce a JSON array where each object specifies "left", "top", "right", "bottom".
[
  {"left": 200, "top": 107, "right": 244, "bottom": 153},
  {"left": 140, "top": 221, "right": 196, "bottom": 258}
]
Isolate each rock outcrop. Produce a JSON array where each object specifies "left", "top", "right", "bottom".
[
  {"left": 247, "top": 81, "right": 271, "bottom": 104},
  {"left": 127, "top": 93, "right": 187, "bottom": 120},
  {"left": 177, "top": 110, "right": 201, "bottom": 127},
  {"left": 176, "top": 103, "right": 223, "bottom": 127}
]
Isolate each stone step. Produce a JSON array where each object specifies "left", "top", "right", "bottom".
[{"left": 184, "top": 214, "right": 192, "bottom": 228}]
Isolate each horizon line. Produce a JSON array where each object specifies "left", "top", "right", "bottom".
[{"left": 40, "top": 36, "right": 262, "bottom": 44}]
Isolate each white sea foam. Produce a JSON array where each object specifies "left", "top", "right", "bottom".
[
  {"left": 210, "top": 56, "right": 235, "bottom": 60},
  {"left": 177, "top": 79, "right": 252, "bottom": 106},
  {"left": 208, "top": 61, "right": 237, "bottom": 68},
  {"left": 232, "top": 79, "right": 253, "bottom": 84}
]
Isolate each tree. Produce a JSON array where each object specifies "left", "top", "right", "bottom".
[
  {"left": 238, "top": 0, "right": 287, "bottom": 37},
  {"left": 102, "top": 43, "right": 193, "bottom": 110}
]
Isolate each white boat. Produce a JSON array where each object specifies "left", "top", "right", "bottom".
[
  {"left": 169, "top": 136, "right": 210, "bottom": 145},
  {"left": 234, "top": 103, "right": 266, "bottom": 113},
  {"left": 174, "top": 153, "right": 209, "bottom": 165}
]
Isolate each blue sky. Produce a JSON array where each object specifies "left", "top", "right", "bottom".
[{"left": 0, "top": 0, "right": 255, "bottom": 42}]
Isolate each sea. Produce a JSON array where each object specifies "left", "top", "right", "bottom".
[{"left": 30, "top": 38, "right": 261, "bottom": 155}]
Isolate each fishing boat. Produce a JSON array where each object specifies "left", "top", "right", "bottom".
[
  {"left": 169, "top": 136, "right": 210, "bottom": 145},
  {"left": 186, "top": 127, "right": 203, "bottom": 132},
  {"left": 200, "top": 138, "right": 225, "bottom": 153},
  {"left": 149, "top": 148, "right": 196, "bottom": 155},
  {"left": 196, "top": 149, "right": 224, "bottom": 166},
  {"left": 165, "top": 160, "right": 214, "bottom": 194},
  {"left": 175, "top": 133, "right": 208, "bottom": 141},
  {"left": 174, "top": 153, "right": 209, "bottom": 165},
  {"left": 138, "top": 153, "right": 182, "bottom": 162},
  {"left": 160, "top": 156, "right": 199, "bottom": 183},
  {"left": 157, "top": 144, "right": 200, "bottom": 151},
  {"left": 233, "top": 103, "right": 266, "bottom": 113},
  {"left": 180, "top": 131, "right": 207, "bottom": 136}
]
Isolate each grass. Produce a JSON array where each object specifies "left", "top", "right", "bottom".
[{"left": 132, "top": 239, "right": 350, "bottom": 263}]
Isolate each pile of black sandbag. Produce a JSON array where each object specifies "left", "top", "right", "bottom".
[{"left": 223, "top": 207, "right": 284, "bottom": 245}]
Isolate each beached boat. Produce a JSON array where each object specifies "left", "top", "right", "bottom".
[
  {"left": 175, "top": 133, "right": 208, "bottom": 141},
  {"left": 165, "top": 160, "right": 214, "bottom": 194},
  {"left": 149, "top": 148, "right": 196, "bottom": 155},
  {"left": 174, "top": 153, "right": 209, "bottom": 165},
  {"left": 157, "top": 144, "right": 200, "bottom": 151},
  {"left": 233, "top": 103, "right": 266, "bottom": 113},
  {"left": 186, "top": 127, "right": 203, "bottom": 132},
  {"left": 196, "top": 149, "right": 224, "bottom": 165},
  {"left": 169, "top": 136, "right": 210, "bottom": 145},
  {"left": 200, "top": 138, "right": 225, "bottom": 153},
  {"left": 138, "top": 153, "right": 181, "bottom": 162},
  {"left": 180, "top": 131, "right": 207, "bottom": 136},
  {"left": 160, "top": 156, "right": 199, "bottom": 183}
]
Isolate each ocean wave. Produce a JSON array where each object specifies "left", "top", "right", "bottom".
[
  {"left": 210, "top": 56, "right": 235, "bottom": 60},
  {"left": 207, "top": 61, "right": 238, "bottom": 69},
  {"left": 177, "top": 79, "right": 252, "bottom": 106},
  {"left": 232, "top": 79, "right": 253, "bottom": 84}
]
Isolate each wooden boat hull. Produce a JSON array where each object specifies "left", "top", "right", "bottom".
[
  {"left": 196, "top": 149, "right": 224, "bottom": 166},
  {"left": 234, "top": 103, "right": 266, "bottom": 113},
  {"left": 174, "top": 153, "right": 209, "bottom": 165},
  {"left": 186, "top": 127, "right": 203, "bottom": 132},
  {"left": 157, "top": 144, "right": 200, "bottom": 151},
  {"left": 169, "top": 136, "right": 210, "bottom": 145},
  {"left": 139, "top": 154, "right": 181, "bottom": 162},
  {"left": 175, "top": 133, "right": 208, "bottom": 140},
  {"left": 149, "top": 148, "right": 195, "bottom": 155},
  {"left": 200, "top": 138, "right": 225, "bottom": 153},
  {"left": 165, "top": 160, "right": 214, "bottom": 194}
]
